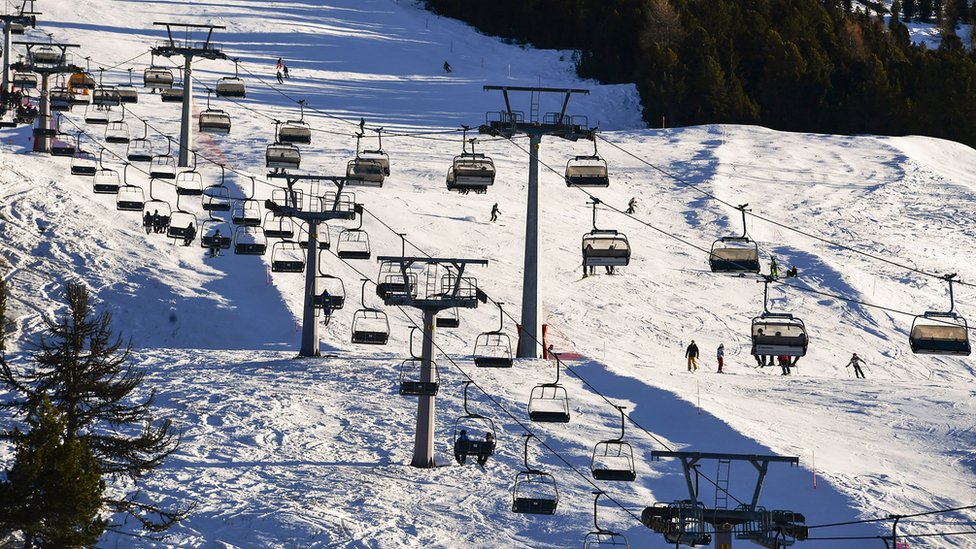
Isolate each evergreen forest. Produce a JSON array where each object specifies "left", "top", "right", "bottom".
[{"left": 423, "top": 0, "right": 976, "bottom": 146}]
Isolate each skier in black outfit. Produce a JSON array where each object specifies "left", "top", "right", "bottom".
[
  {"left": 490, "top": 203, "right": 500, "bottom": 222},
  {"left": 846, "top": 353, "right": 866, "bottom": 379},
  {"left": 685, "top": 340, "right": 699, "bottom": 371}
]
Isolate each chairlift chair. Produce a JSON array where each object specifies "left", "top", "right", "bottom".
[
  {"left": 142, "top": 179, "right": 173, "bottom": 234},
  {"left": 565, "top": 138, "right": 610, "bottom": 187},
  {"left": 166, "top": 207, "right": 198, "bottom": 243},
  {"left": 512, "top": 434, "right": 558, "bottom": 515},
  {"left": 710, "top": 205, "right": 760, "bottom": 273},
  {"left": 263, "top": 212, "right": 295, "bottom": 240},
  {"left": 345, "top": 131, "right": 385, "bottom": 186},
  {"left": 143, "top": 62, "right": 174, "bottom": 89},
  {"left": 50, "top": 87, "right": 72, "bottom": 112},
  {"left": 750, "top": 278, "right": 808, "bottom": 358},
  {"left": 49, "top": 123, "right": 76, "bottom": 156},
  {"left": 436, "top": 307, "right": 460, "bottom": 329},
  {"left": 12, "top": 71, "right": 37, "bottom": 90},
  {"left": 452, "top": 381, "right": 497, "bottom": 462},
  {"left": 590, "top": 406, "right": 636, "bottom": 482},
  {"left": 351, "top": 279, "right": 390, "bottom": 345},
  {"left": 582, "top": 198, "right": 631, "bottom": 269},
  {"left": 233, "top": 226, "right": 268, "bottom": 255},
  {"left": 660, "top": 500, "right": 712, "bottom": 546},
  {"left": 360, "top": 126, "right": 391, "bottom": 176},
  {"left": 149, "top": 138, "right": 177, "bottom": 179},
  {"left": 297, "top": 220, "right": 331, "bottom": 250},
  {"left": 215, "top": 58, "right": 246, "bottom": 98},
  {"left": 266, "top": 131, "right": 301, "bottom": 171},
  {"left": 473, "top": 302, "right": 513, "bottom": 368},
  {"left": 203, "top": 185, "right": 231, "bottom": 213},
  {"left": 375, "top": 260, "right": 414, "bottom": 300},
  {"left": 84, "top": 104, "right": 110, "bottom": 125},
  {"left": 160, "top": 87, "right": 184, "bottom": 103},
  {"left": 32, "top": 46, "right": 63, "bottom": 66},
  {"left": 232, "top": 200, "right": 262, "bottom": 227},
  {"left": 583, "top": 491, "right": 630, "bottom": 549},
  {"left": 105, "top": 120, "right": 130, "bottom": 144},
  {"left": 398, "top": 327, "right": 439, "bottom": 396},
  {"left": 336, "top": 215, "right": 371, "bottom": 260},
  {"left": 314, "top": 271, "right": 346, "bottom": 312},
  {"left": 70, "top": 149, "right": 98, "bottom": 176},
  {"left": 277, "top": 100, "right": 312, "bottom": 144},
  {"left": 92, "top": 87, "right": 121, "bottom": 107},
  {"left": 70, "top": 67, "right": 96, "bottom": 90},
  {"left": 199, "top": 90, "right": 231, "bottom": 134},
  {"left": 175, "top": 155, "right": 204, "bottom": 196},
  {"left": 116, "top": 165, "right": 145, "bottom": 211},
  {"left": 270, "top": 240, "right": 305, "bottom": 273},
  {"left": 92, "top": 149, "right": 121, "bottom": 194},
  {"left": 528, "top": 350, "right": 571, "bottom": 423},
  {"left": 910, "top": 274, "right": 972, "bottom": 356},
  {"left": 117, "top": 69, "right": 139, "bottom": 104},
  {"left": 447, "top": 132, "right": 494, "bottom": 194},
  {"left": 126, "top": 122, "right": 154, "bottom": 162},
  {"left": 200, "top": 209, "right": 233, "bottom": 250}
]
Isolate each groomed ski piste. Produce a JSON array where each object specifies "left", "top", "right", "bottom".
[{"left": 1, "top": 0, "right": 976, "bottom": 547}]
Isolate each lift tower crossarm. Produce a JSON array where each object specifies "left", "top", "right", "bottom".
[
  {"left": 11, "top": 41, "right": 81, "bottom": 152},
  {"left": 480, "top": 85, "right": 591, "bottom": 358}
]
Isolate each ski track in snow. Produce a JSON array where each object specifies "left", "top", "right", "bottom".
[{"left": 2, "top": 0, "right": 976, "bottom": 547}]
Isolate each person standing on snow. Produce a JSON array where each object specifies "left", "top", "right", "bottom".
[
  {"left": 846, "top": 353, "right": 866, "bottom": 379},
  {"left": 490, "top": 203, "right": 500, "bottom": 222},
  {"left": 626, "top": 196, "right": 637, "bottom": 214},
  {"left": 770, "top": 257, "right": 780, "bottom": 279},
  {"left": 716, "top": 343, "right": 725, "bottom": 373},
  {"left": 685, "top": 340, "right": 699, "bottom": 372}
]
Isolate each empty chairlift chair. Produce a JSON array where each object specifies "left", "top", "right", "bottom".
[
  {"left": 473, "top": 302, "right": 513, "bottom": 368},
  {"left": 70, "top": 147, "right": 98, "bottom": 176},
  {"left": 528, "top": 350, "right": 571, "bottom": 423},
  {"left": 565, "top": 138, "right": 610, "bottom": 187},
  {"left": 84, "top": 104, "right": 110, "bottom": 125},
  {"left": 267, "top": 122, "right": 301, "bottom": 172},
  {"left": 149, "top": 138, "right": 177, "bottom": 180},
  {"left": 263, "top": 211, "right": 295, "bottom": 239},
  {"left": 117, "top": 68, "right": 139, "bottom": 104},
  {"left": 297, "top": 220, "right": 331, "bottom": 251},
  {"left": 232, "top": 199, "right": 262, "bottom": 227},
  {"left": 436, "top": 307, "right": 460, "bottom": 329},
  {"left": 336, "top": 215, "right": 371, "bottom": 260},
  {"left": 215, "top": 58, "right": 246, "bottom": 98},
  {"left": 512, "top": 434, "right": 558, "bottom": 515},
  {"left": 199, "top": 90, "right": 231, "bottom": 134},
  {"left": 50, "top": 86, "right": 73, "bottom": 112},
  {"left": 590, "top": 406, "right": 636, "bottom": 482},
  {"left": 270, "top": 240, "right": 305, "bottom": 273},
  {"left": 583, "top": 491, "right": 630, "bottom": 549},
  {"left": 452, "top": 381, "right": 497, "bottom": 464},
  {"left": 375, "top": 260, "right": 414, "bottom": 301},
  {"left": 910, "top": 274, "right": 971, "bottom": 356},
  {"left": 399, "top": 327, "right": 439, "bottom": 396},
  {"left": 175, "top": 154, "right": 204, "bottom": 196},
  {"left": 104, "top": 118, "right": 130, "bottom": 144},
  {"left": 126, "top": 122, "right": 154, "bottom": 162},
  {"left": 143, "top": 56, "right": 175, "bottom": 89},
  {"left": 203, "top": 165, "right": 233, "bottom": 212},
  {"left": 446, "top": 131, "right": 494, "bottom": 194},
  {"left": 12, "top": 71, "right": 38, "bottom": 90},
  {"left": 582, "top": 198, "right": 631, "bottom": 273},
  {"left": 750, "top": 277, "right": 809, "bottom": 358},
  {"left": 709, "top": 204, "right": 760, "bottom": 273},
  {"left": 346, "top": 131, "right": 386, "bottom": 187},
  {"left": 233, "top": 226, "right": 267, "bottom": 255},
  {"left": 277, "top": 100, "right": 312, "bottom": 144},
  {"left": 351, "top": 279, "right": 390, "bottom": 345},
  {"left": 116, "top": 165, "right": 145, "bottom": 212},
  {"left": 49, "top": 130, "right": 76, "bottom": 157},
  {"left": 92, "top": 148, "right": 121, "bottom": 194}
]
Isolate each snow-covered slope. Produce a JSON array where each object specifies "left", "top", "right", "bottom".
[{"left": 2, "top": 1, "right": 976, "bottom": 547}]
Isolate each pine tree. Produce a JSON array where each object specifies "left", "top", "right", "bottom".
[
  {"left": 0, "top": 282, "right": 188, "bottom": 535},
  {"left": 0, "top": 397, "right": 106, "bottom": 548}
]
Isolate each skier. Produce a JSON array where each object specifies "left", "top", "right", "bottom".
[
  {"left": 276, "top": 70, "right": 284, "bottom": 84},
  {"left": 846, "top": 353, "right": 866, "bottom": 379},
  {"left": 786, "top": 265, "right": 798, "bottom": 277},
  {"left": 276, "top": 57, "right": 283, "bottom": 71},
  {"left": 716, "top": 343, "right": 725, "bottom": 373},
  {"left": 282, "top": 65, "right": 289, "bottom": 79},
  {"left": 490, "top": 203, "right": 500, "bottom": 222},
  {"left": 583, "top": 243, "right": 596, "bottom": 278},
  {"left": 685, "top": 340, "right": 699, "bottom": 372},
  {"left": 359, "top": 117, "right": 366, "bottom": 134},
  {"left": 183, "top": 222, "right": 195, "bottom": 247},
  {"left": 626, "top": 196, "right": 637, "bottom": 214},
  {"left": 769, "top": 257, "right": 780, "bottom": 279},
  {"left": 443, "top": 61, "right": 452, "bottom": 73},
  {"left": 143, "top": 210, "right": 152, "bottom": 234},
  {"left": 779, "top": 355, "right": 791, "bottom": 376}
]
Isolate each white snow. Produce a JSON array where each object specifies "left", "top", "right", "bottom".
[{"left": 2, "top": 0, "right": 976, "bottom": 547}]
